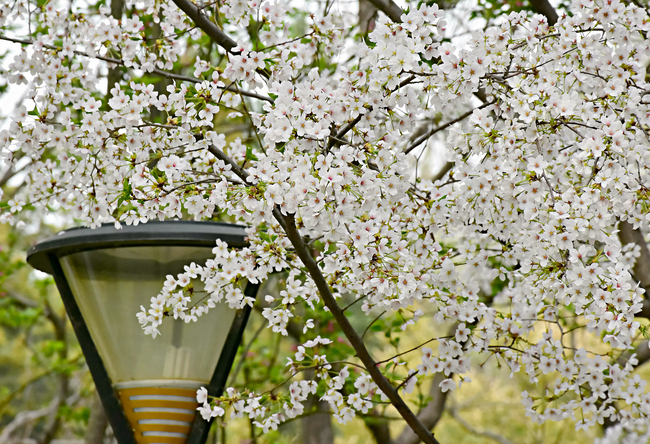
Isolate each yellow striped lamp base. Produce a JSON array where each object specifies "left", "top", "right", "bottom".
[{"left": 116, "top": 381, "right": 202, "bottom": 444}]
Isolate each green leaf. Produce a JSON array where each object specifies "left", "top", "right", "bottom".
[
  {"left": 245, "top": 146, "right": 259, "bottom": 162},
  {"left": 117, "top": 178, "right": 132, "bottom": 207}
]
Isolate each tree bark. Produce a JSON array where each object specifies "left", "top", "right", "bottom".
[
  {"left": 302, "top": 399, "right": 334, "bottom": 444},
  {"left": 85, "top": 392, "right": 108, "bottom": 444},
  {"left": 528, "top": 0, "right": 559, "bottom": 25},
  {"left": 393, "top": 373, "right": 448, "bottom": 444},
  {"left": 359, "top": 0, "right": 378, "bottom": 34},
  {"left": 106, "top": 0, "right": 125, "bottom": 100},
  {"left": 618, "top": 220, "right": 650, "bottom": 291},
  {"left": 365, "top": 0, "right": 403, "bottom": 23},
  {"left": 363, "top": 412, "right": 391, "bottom": 444}
]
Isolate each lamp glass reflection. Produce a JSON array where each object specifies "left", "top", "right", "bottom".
[{"left": 59, "top": 245, "right": 236, "bottom": 386}]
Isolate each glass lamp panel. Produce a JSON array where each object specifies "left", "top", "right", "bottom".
[{"left": 59, "top": 246, "right": 236, "bottom": 385}]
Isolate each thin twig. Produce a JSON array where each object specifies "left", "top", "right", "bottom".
[
  {"left": 404, "top": 101, "right": 495, "bottom": 155},
  {"left": 342, "top": 294, "right": 368, "bottom": 312},
  {"left": 375, "top": 335, "right": 452, "bottom": 366},
  {"left": 361, "top": 310, "right": 387, "bottom": 339},
  {"left": 395, "top": 369, "right": 420, "bottom": 391}
]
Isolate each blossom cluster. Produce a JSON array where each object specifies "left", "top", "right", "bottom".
[{"left": 2, "top": 0, "right": 650, "bottom": 438}]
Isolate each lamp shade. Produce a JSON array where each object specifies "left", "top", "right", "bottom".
[
  {"left": 58, "top": 245, "right": 235, "bottom": 385},
  {"left": 26, "top": 221, "right": 256, "bottom": 444}
]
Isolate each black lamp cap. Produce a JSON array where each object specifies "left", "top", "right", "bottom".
[{"left": 26, "top": 220, "right": 248, "bottom": 275}]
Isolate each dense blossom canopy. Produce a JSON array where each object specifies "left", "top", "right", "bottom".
[{"left": 2, "top": 0, "right": 650, "bottom": 441}]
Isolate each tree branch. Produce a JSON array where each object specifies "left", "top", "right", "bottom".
[
  {"left": 326, "top": 115, "right": 362, "bottom": 152},
  {"left": 0, "top": 35, "right": 273, "bottom": 104},
  {"left": 170, "top": 0, "right": 270, "bottom": 79},
  {"left": 528, "top": 0, "right": 559, "bottom": 26},
  {"left": 363, "top": 411, "right": 391, "bottom": 444},
  {"left": 618, "top": 220, "right": 650, "bottom": 291},
  {"left": 359, "top": 0, "right": 379, "bottom": 34},
  {"left": 205, "top": 130, "right": 439, "bottom": 444},
  {"left": 616, "top": 227, "right": 650, "bottom": 363},
  {"left": 363, "top": 0, "right": 490, "bottom": 108},
  {"left": 170, "top": 0, "right": 237, "bottom": 53},
  {"left": 105, "top": 0, "right": 125, "bottom": 106},
  {"left": 365, "top": 0, "right": 404, "bottom": 23},
  {"left": 0, "top": 159, "right": 31, "bottom": 188},
  {"left": 275, "top": 212, "right": 440, "bottom": 444},
  {"left": 618, "top": 339, "right": 650, "bottom": 368},
  {"left": 0, "top": 397, "right": 60, "bottom": 443},
  {"left": 393, "top": 373, "right": 448, "bottom": 444},
  {"left": 301, "top": 368, "right": 334, "bottom": 444},
  {"left": 404, "top": 101, "right": 494, "bottom": 155},
  {"left": 0, "top": 355, "right": 82, "bottom": 414},
  {"left": 430, "top": 161, "right": 454, "bottom": 184},
  {"left": 617, "top": 220, "right": 650, "bottom": 323},
  {"left": 207, "top": 144, "right": 249, "bottom": 179}
]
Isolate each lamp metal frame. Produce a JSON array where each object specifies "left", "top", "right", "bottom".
[{"left": 27, "top": 221, "right": 259, "bottom": 444}]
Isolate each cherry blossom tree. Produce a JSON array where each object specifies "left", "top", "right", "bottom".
[{"left": 2, "top": 0, "right": 650, "bottom": 442}]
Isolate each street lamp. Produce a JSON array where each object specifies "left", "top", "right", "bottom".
[{"left": 26, "top": 221, "right": 259, "bottom": 444}]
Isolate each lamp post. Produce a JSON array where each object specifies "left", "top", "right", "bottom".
[{"left": 26, "top": 221, "right": 259, "bottom": 444}]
